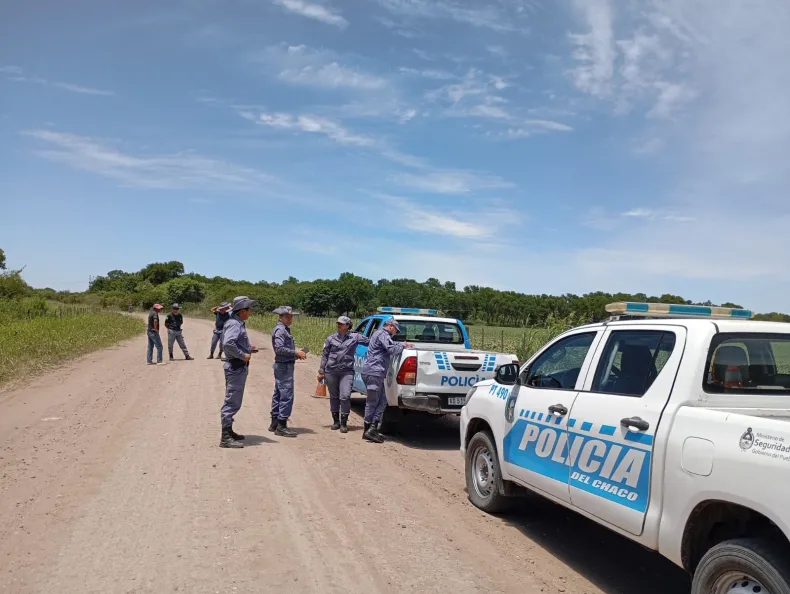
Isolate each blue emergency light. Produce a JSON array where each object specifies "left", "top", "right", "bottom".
[
  {"left": 377, "top": 306, "right": 441, "bottom": 316},
  {"left": 605, "top": 302, "right": 754, "bottom": 320}
]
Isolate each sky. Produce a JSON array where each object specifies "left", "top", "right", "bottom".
[{"left": 1, "top": 0, "right": 790, "bottom": 313}]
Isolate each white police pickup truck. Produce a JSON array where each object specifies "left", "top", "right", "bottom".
[
  {"left": 352, "top": 307, "right": 518, "bottom": 431},
  {"left": 460, "top": 302, "right": 790, "bottom": 593}
]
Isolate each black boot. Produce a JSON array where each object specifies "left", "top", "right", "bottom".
[
  {"left": 275, "top": 419, "right": 297, "bottom": 438},
  {"left": 207, "top": 354, "right": 214, "bottom": 359},
  {"left": 268, "top": 417, "right": 278, "bottom": 433},
  {"left": 228, "top": 424, "right": 245, "bottom": 441},
  {"left": 330, "top": 412, "right": 341, "bottom": 431},
  {"left": 220, "top": 426, "right": 243, "bottom": 448},
  {"left": 340, "top": 414, "right": 349, "bottom": 434},
  {"left": 169, "top": 353, "right": 175, "bottom": 361},
  {"left": 185, "top": 355, "right": 195, "bottom": 361},
  {"left": 363, "top": 422, "right": 383, "bottom": 443}
]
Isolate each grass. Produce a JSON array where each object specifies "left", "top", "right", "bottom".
[{"left": 0, "top": 312, "right": 144, "bottom": 387}]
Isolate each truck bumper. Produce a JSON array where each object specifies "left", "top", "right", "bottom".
[{"left": 398, "top": 395, "right": 463, "bottom": 415}]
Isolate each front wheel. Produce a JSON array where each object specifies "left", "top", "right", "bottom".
[
  {"left": 465, "top": 431, "right": 511, "bottom": 514},
  {"left": 692, "top": 538, "right": 790, "bottom": 594}
]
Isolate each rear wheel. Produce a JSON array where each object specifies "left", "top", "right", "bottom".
[
  {"left": 692, "top": 538, "right": 790, "bottom": 594},
  {"left": 465, "top": 431, "right": 511, "bottom": 513}
]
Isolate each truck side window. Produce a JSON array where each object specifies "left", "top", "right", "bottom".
[
  {"left": 354, "top": 321, "right": 368, "bottom": 334},
  {"left": 523, "top": 332, "right": 596, "bottom": 390},
  {"left": 704, "top": 333, "right": 790, "bottom": 394},
  {"left": 367, "top": 319, "right": 382, "bottom": 336},
  {"left": 591, "top": 330, "right": 676, "bottom": 397}
]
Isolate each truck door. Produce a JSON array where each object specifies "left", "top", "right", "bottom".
[
  {"left": 352, "top": 317, "right": 381, "bottom": 394},
  {"left": 502, "top": 330, "right": 603, "bottom": 504},
  {"left": 567, "top": 326, "right": 685, "bottom": 536}
]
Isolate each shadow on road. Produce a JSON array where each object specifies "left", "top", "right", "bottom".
[
  {"left": 499, "top": 493, "right": 691, "bottom": 593},
  {"left": 242, "top": 434, "right": 275, "bottom": 446},
  {"left": 349, "top": 400, "right": 461, "bottom": 451}
]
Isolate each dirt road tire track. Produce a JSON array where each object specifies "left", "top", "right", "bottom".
[{"left": 0, "top": 318, "right": 690, "bottom": 593}]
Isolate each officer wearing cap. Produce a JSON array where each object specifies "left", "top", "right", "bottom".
[
  {"left": 208, "top": 301, "right": 232, "bottom": 359},
  {"left": 146, "top": 303, "right": 164, "bottom": 365},
  {"left": 318, "top": 316, "right": 370, "bottom": 434},
  {"left": 269, "top": 306, "right": 307, "bottom": 437},
  {"left": 361, "top": 317, "right": 413, "bottom": 443},
  {"left": 219, "top": 296, "right": 258, "bottom": 448},
  {"left": 165, "top": 303, "right": 194, "bottom": 361}
]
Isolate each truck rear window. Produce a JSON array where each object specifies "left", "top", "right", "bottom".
[
  {"left": 394, "top": 321, "right": 464, "bottom": 344},
  {"left": 704, "top": 333, "right": 790, "bottom": 394}
]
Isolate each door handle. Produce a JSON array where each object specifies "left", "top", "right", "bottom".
[
  {"left": 548, "top": 404, "right": 568, "bottom": 416},
  {"left": 620, "top": 416, "right": 650, "bottom": 431}
]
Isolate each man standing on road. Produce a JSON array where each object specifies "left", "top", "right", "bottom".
[
  {"left": 318, "top": 316, "right": 369, "bottom": 434},
  {"left": 146, "top": 303, "right": 164, "bottom": 365},
  {"left": 361, "top": 317, "right": 413, "bottom": 443},
  {"left": 219, "top": 296, "right": 258, "bottom": 449},
  {"left": 165, "top": 303, "right": 194, "bottom": 361},
  {"left": 208, "top": 301, "right": 231, "bottom": 359},
  {"left": 270, "top": 306, "right": 307, "bottom": 438}
]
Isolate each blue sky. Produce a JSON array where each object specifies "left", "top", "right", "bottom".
[{"left": 2, "top": 0, "right": 790, "bottom": 313}]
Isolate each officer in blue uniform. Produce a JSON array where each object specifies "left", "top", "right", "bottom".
[
  {"left": 208, "top": 301, "right": 231, "bottom": 359},
  {"left": 318, "top": 316, "right": 370, "bottom": 434},
  {"left": 270, "top": 306, "right": 306, "bottom": 437},
  {"left": 219, "top": 296, "right": 258, "bottom": 449},
  {"left": 360, "top": 317, "right": 412, "bottom": 443}
]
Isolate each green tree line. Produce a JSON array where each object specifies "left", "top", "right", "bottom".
[{"left": 64, "top": 260, "right": 790, "bottom": 326}]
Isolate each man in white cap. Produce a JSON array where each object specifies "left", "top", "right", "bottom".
[
  {"left": 219, "top": 296, "right": 257, "bottom": 448},
  {"left": 208, "top": 301, "right": 232, "bottom": 359},
  {"left": 269, "top": 306, "right": 307, "bottom": 437},
  {"left": 360, "top": 316, "right": 413, "bottom": 443},
  {"left": 146, "top": 303, "right": 164, "bottom": 365},
  {"left": 318, "top": 316, "right": 370, "bottom": 433}
]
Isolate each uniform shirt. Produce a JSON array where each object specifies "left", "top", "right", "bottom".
[
  {"left": 214, "top": 310, "right": 231, "bottom": 331},
  {"left": 165, "top": 312, "right": 184, "bottom": 331},
  {"left": 361, "top": 327, "right": 406, "bottom": 377},
  {"left": 222, "top": 314, "right": 252, "bottom": 361},
  {"left": 147, "top": 310, "right": 159, "bottom": 332},
  {"left": 271, "top": 321, "right": 296, "bottom": 363},
  {"left": 319, "top": 331, "right": 370, "bottom": 375}
]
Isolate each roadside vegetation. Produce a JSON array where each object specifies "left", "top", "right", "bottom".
[{"left": 0, "top": 253, "right": 143, "bottom": 387}]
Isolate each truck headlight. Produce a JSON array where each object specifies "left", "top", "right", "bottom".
[{"left": 464, "top": 386, "right": 477, "bottom": 405}]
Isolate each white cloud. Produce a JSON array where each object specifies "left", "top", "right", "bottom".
[
  {"left": 254, "top": 44, "right": 387, "bottom": 90},
  {"left": 23, "top": 130, "right": 273, "bottom": 190},
  {"left": 486, "top": 45, "right": 508, "bottom": 57},
  {"left": 399, "top": 67, "right": 455, "bottom": 80},
  {"left": 377, "top": 194, "right": 491, "bottom": 238},
  {"left": 273, "top": 0, "right": 348, "bottom": 27},
  {"left": 568, "top": 0, "right": 615, "bottom": 98},
  {"left": 250, "top": 111, "right": 375, "bottom": 146},
  {"left": 375, "top": 0, "right": 530, "bottom": 32},
  {"left": 393, "top": 169, "right": 514, "bottom": 194},
  {"left": 2, "top": 66, "right": 114, "bottom": 96}
]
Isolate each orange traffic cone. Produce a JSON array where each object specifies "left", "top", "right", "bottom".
[{"left": 313, "top": 379, "right": 328, "bottom": 398}]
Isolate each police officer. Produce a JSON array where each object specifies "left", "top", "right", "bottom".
[
  {"left": 318, "top": 316, "right": 370, "bottom": 434},
  {"left": 208, "top": 301, "right": 231, "bottom": 359},
  {"left": 360, "top": 317, "right": 413, "bottom": 443},
  {"left": 219, "top": 296, "right": 258, "bottom": 449},
  {"left": 165, "top": 303, "right": 194, "bottom": 361},
  {"left": 270, "top": 306, "right": 306, "bottom": 437},
  {"left": 146, "top": 303, "right": 164, "bottom": 365}
]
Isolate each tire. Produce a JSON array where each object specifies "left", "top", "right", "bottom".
[
  {"left": 378, "top": 406, "right": 402, "bottom": 434},
  {"left": 692, "top": 538, "right": 790, "bottom": 594},
  {"left": 465, "top": 431, "right": 511, "bottom": 514}
]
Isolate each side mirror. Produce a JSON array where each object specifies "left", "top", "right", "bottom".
[{"left": 495, "top": 363, "right": 520, "bottom": 385}]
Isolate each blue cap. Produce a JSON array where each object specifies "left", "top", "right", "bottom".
[{"left": 383, "top": 316, "right": 401, "bottom": 331}]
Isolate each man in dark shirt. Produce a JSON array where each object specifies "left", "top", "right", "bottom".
[
  {"left": 208, "top": 301, "right": 231, "bottom": 359},
  {"left": 146, "top": 303, "right": 164, "bottom": 365},
  {"left": 164, "top": 303, "right": 194, "bottom": 361}
]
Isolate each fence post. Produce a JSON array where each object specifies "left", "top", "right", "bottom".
[
  {"left": 481, "top": 327, "right": 485, "bottom": 349},
  {"left": 500, "top": 330, "right": 504, "bottom": 353}
]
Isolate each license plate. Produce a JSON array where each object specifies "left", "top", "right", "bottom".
[{"left": 447, "top": 397, "right": 465, "bottom": 406}]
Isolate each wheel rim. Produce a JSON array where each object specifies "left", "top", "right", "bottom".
[
  {"left": 713, "top": 571, "right": 769, "bottom": 594},
  {"left": 472, "top": 444, "right": 495, "bottom": 499}
]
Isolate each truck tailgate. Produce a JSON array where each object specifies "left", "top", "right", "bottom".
[{"left": 415, "top": 349, "right": 509, "bottom": 406}]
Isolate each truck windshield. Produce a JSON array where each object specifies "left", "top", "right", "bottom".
[
  {"left": 704, "top": 333, "right": 790, "bottom": 394},
  {"left": 394, "top": 321, "right": 464, "bottom": 344}
]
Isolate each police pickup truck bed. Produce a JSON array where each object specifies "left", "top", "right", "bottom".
[
  {"left": 352, "top": 308, "right": 518, "bottom": 430},
  {"left": 460, "top": 302, "right": 790, "bottom": 594}
]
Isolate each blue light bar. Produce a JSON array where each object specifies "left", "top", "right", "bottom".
[
  {"left": 605, "top": 302, "right": 754, "bottom": 320},
  {"left": 377, "top": 307, "right": 441, "bottom": 316}
]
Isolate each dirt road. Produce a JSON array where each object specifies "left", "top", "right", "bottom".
[{"left": 0, "top": 318, "right": 691, "bottom": 593}]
